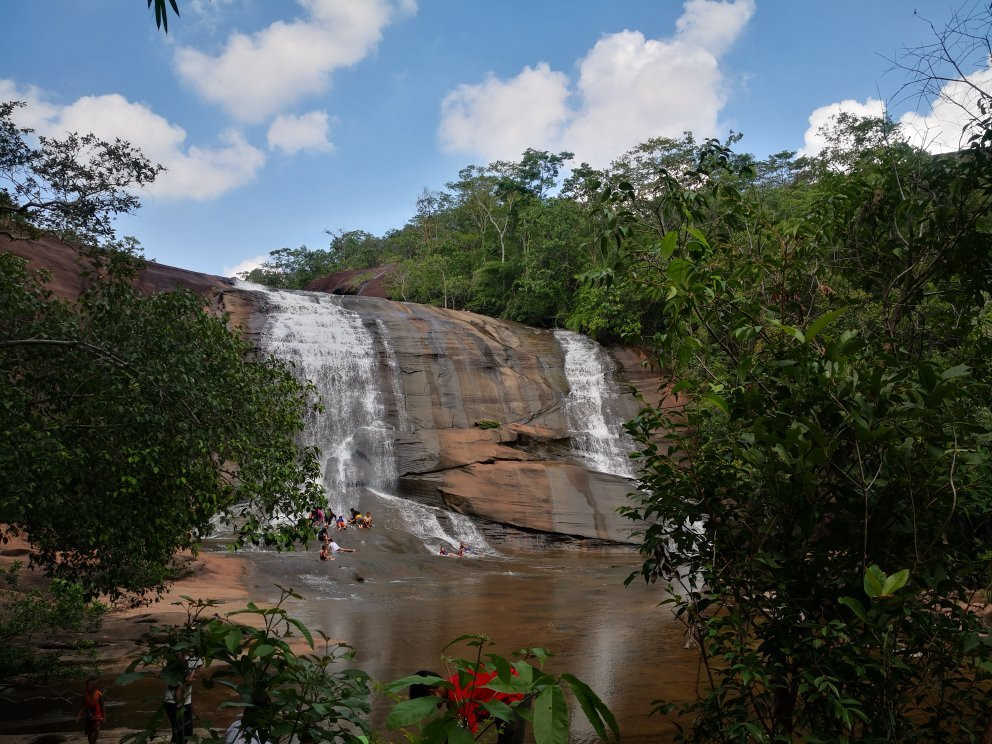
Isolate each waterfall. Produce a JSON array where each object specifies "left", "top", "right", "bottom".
[
  {"left": 240, "top": 283, "right": 494, "bottom": 554},
  {"left": 240, "top": 285, "right": 397, "bottom": 506},
  {"left": 554, "top": 330, "right": 637, "bottom": 479}
]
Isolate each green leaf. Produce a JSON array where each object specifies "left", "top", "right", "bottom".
[
  {"left": 385, "top": 695, "right": 443, "bottom": 729},
  {"left": 659, "top": 230, "right": 678, "bottom": 260},
  {"left": 224, "top": 629, "right": 241, "bottom": 654},
  {"left": 686, "top": 225, "right": 710, "bottom": 248},
  {"left": 666, "top": 258, "right": 693, "bottom": 287},
  {"left": 287, "top": 617, "right": 314, "bottom": 648},
  {"left": 487, "top": 653, "right": 512, "bottom": 683},
  {"left": 478, "top": 699, "right": 514, "bottom": 722},
  {"left": 880, "top": 568, "right": 910, "bottom": 596},
  {"left": 838, "top": 596, "right": 868, "bottom": 622},
  {"left": 805, "top": 307, "right": 847, "bottom": 343},
  {"left": 384, "top": 674, "right": 446, "bottom": 696},
  {"left": 562, "top": 674, "right": 620, "bottom": 743},
  {"left": 699, "top": 391, "right": 729, "bottom": 414},
  {"left": 253, "top": 644, "right": 276, "bottom": 658},
  {"left": 533, "top": 685, "right": 569, "bottom": 744},
  {"left": 941, "top": 363, "right": 970, "bottom": 380},
  {"left": 863, "top": 565, "right": 885, "bottom": 598}
]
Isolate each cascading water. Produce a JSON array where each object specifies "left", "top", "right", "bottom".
[
  {"left": 243, "top": 285, "right": 397, "bottom": 502},
  {"left": 375, "top": 318, "right": 412, "bottom": 433},
  {"left": 240, "top": 283, "right": 493, "bottom": 553},
  {"left": 554, "top": 329, "right": 638, "bottom": 479}
]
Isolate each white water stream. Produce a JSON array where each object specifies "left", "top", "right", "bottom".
[{"left": 554, "top": 330, "right": 638, "bottom": 479}]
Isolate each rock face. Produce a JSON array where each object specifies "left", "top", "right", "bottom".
[
  {"left": 6, "top": 236, "right": 665, "bottom": 545},
  {"left": 231, "top": 288, "right": 657, "bottom": 544}
]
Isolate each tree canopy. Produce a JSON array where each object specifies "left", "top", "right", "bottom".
[{"left": 0, "top": 103, "right": 323, "bottom": 598}]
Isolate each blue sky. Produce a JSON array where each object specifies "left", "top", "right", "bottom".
[{"left": 1, "top": 1, "right": 982, "bottom": 276}]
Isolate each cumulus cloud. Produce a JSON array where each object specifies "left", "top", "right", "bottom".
[
  {"left": 223, "top": 254, "right": 269, "bottom": 277},
  {"left": 437, "top": 0, "right": 755, "bottom": 166},
  {"left": 799, "top": 61, "right": 992, "bottom": 159},
  {"left": 439, "top": 63, "right": 571, "bottom": 162},
  {"left": 1, "top": 80, "right": 265, "bottom": 200},
  {"left": 798, "top": 98, "right": 887, "bottom": 158},
  {"left": 267, "top": 110, "right": 334, "bottom": 154},
  {"left": 899, "top": 65, "right": 992, "bottom": 153},
  {"left": 174, "top": 0, "right": 413, "bottom": 122}
]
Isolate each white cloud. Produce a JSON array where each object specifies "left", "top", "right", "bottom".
[
  {"left": 223, "top": 254, "right": 269, "bottom": 277},
  {"left": 899, "top": 65, "right": 992, "bottom": 153},
  {"left": 174, "top": 0, "right": 413, "bottom": 122},
  {"left": 798, "top": 98, "right": 886, "bottom": 157},
  {"left": 439, "top": 63, "right": 571, "bottom": 162},
  {"left": 436, "top": 0, "right": 755, "bottom": 166},
  {"left": 1, "top": 81, "right": 265, "bottom": 200},
  {"left": 267, "top": 110, "right": 334, "bottom": 154}
]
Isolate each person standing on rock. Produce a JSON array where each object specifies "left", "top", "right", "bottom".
[{"left": 78, "top": 678, "right": 105, "bottom": 744}]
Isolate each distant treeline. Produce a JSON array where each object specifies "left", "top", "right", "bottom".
[{"left": 242, "top": 116, "right": 981, "bottom": 347}]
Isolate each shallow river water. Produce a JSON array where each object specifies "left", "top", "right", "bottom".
[{"left": 0, "top": 532, "right": 699, "bottom": 743}]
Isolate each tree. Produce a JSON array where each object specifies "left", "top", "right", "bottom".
[
  {"left": 0, "top": 101, "right": 161, "bottom": 245},
  {"left": 613, "top": 120, "right": 992, "bottom": 740},
  {"left": 241, "top": 244, "right": 340, "bottom": 289},
  {"left": 1, "top": 104, "right": 325, "bottom": 598}
]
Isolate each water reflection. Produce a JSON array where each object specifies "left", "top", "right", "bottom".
[{"left": 248, "top": 544, "right": 697, "bottom": 743}]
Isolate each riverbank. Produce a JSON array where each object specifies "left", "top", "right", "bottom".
[{"left": 0, "top": 543, "right": 261, "bottom": 743}]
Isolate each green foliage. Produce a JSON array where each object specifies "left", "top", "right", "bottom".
[
  {"left": 148, "top": 0, "right": 180, "bottom": 33},
  {"left": 0, "top": 251, "right": 324, "bottom": 598},
  {"left": 0, "top": 564, "right": 106, "bottom": 683},
  {"left": 0, "top": 103, "right": 324, "bottom": 598},
  {"left": 474, "top": 420, "right": 500, "bottom": 430},
  {"left": 120, "top": 588, "right": 370, "bottom": 744},
  {"left": 617, "top": 118, "right": 992, "bottom": 741},
  {"left": 384, "top": 634, "right": 618, "bottom": 744},
  {"left": 240, "top": 244, "right": 340, "bottom": 289}
]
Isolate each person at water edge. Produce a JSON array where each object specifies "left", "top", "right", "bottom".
[
  {"left": 457, "top": 542, "right": 469, "bottom": 556},
  {"left": 77, "top": 678, "right": 105, "bottom": 744},
  {"left": 335, "top": 514, "right": 347, "bottom": 530},
  {"left": 310, "top": 507, "right": 325, "bottom": 526},
  {"left": 329, "top": 540, "right": 355, "bottom": 553},
  {"left": 349, "top": 508, "right": 363, "bottom": 526},
  {"left": 163, "top": 653, "right": 201, "bottom": 744},
  {"left": 408, "top": 668, "right": 525, "bottom": 743},
  {"left": 317, "top": 524, "right": 329, "bottom": 545},
  {"left": 363, "top": 511, "right": 374, "bottom": 528},
  {"left": 319, "top": 543, "right": 333, "bottom": 561}
]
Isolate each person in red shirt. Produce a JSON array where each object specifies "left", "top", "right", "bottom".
[{"left": 78, "top": 678, "right": 105, "bottom": 744}]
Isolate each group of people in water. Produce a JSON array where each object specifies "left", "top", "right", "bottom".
[
  {"left": 310, "top": 506, "right": 474, "bottom": 560},
  {"left": 310, "top": 507, "right": 373, "bottom": 530},
  {"left": 311, "top": 508, "right": 367, "bottom": 560}
]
